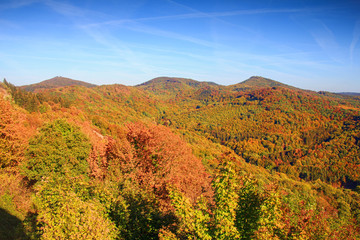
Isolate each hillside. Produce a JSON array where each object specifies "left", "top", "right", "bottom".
[
  {"left": 228, "top": 76, "right": 299, "bottom": 92},
  {"left": 1, "top": 76, "right": 360, "bottom": 239},
  {"left": 20, "top": 76, "right": 97, "bottom": 92},
  {"left": 136, "top": 77, "right": 221, "bottom": 98}
]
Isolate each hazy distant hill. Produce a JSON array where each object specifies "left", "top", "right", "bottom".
[
  {"left": 337, "top": 92, "right": 360, "bottom": 96},
  {"left": 318, "top": 91, "right": 360, "bottom": 104},
  {"left": 228, "top": 76, "right": 298, "bottom": 91},
  {"left": 21, "top": 76, "right": 97, "bottom": 92}
]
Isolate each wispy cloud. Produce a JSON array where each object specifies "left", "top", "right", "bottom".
[
  {"left": 85, "top": 6, "right": 317, "bottom": 28},
  {"left": 81, "top": 26, "right": 157, "bottom": 75},
  {"left": 42, "top": 0, "right": 159, "bottom": 75},
  {"left": 0, "top": 0, "right": 39, "bottom": 11},
  {"left": 41, "top": 0, "right": 337, "bottom": 84},
  {"left": 118, "top": 22, "right": 220, "bottom": 48},
  {"left": 350, "top": 20, "right": 360, "bottom": 65},
  {"left": 164, "top": 0, "right": 315, "bottom": 21},
  {"left": 310, "top": 20, "right": 346, "bottom": 64},
  {"left": 42, "top": 0, "right": 110, "bottom": 21},
  {"left": 83, "top": 1, "right": 322, "bottom": 41},
  {"left": 43, "top": 0, "right": 86, "bottom": 17}
]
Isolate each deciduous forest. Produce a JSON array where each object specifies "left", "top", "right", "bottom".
[{"left": 1, "top": 76, "right": 360, "bottom": 239}]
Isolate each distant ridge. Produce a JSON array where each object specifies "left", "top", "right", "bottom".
[
  {"left": 136, "top": 77, "right": 220, "bottom": 96},
  {"left": 228, "top": 76, "right": 297, "bottom": 91},
  {"left": 134, "top": 76, "right": 308, "bottom": 98},
  {"left": 137, "top": 77, "right": 218, "bottom": 88},
  {"left": 337, "top": 92, "right": 360, "bottom": 96},
  {"left": 19, "top": 75, "right": 305, "bottom": 94},
  {"left": 21, "top": 76, "right": 97, "bottom": 92}
]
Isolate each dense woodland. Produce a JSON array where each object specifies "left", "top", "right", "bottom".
[{"left": 1, "top": 76, "right": 360, "bottom": 239}]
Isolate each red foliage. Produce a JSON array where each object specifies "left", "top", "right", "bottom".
[{"left": 119, "top": 122, "right": 211, "bottom": 203}]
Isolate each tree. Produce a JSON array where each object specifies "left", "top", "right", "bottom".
[
  {"left": 168, "top": 189, "right": 211, "bottom": 239},
  {"left": 0, "top": 97, "right": 33, "bottom": 170},
  {"left": 236, "top": 177, "right": 264, "bottom": 239},
  {"left": 119, "top": 122, "right": 211, "bottom": 204},
  {"left": 31, "top": 176, "right": 118, "bottom": 240},
  {"left": 211, "top": 160, "right": 241, "bottom": 239},
  {"left": 23, "top": 119, "right": 91, "bottom": 182},
  {"left": 168, "top": 159, "right": 242, "bottom": 239}
]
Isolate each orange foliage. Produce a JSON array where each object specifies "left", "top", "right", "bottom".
[
  {"left": 0, "top": 97, "right": 38, "bottom": 170},
  {"left": 120, "top": 122, "right": 211, "bottom": 204}
]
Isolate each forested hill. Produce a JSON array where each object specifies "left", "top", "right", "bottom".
[
  {"left": 136, "top": 76, "right": 297, "bottom": 95},
  {"left": 136, "top": 76, "right": 222, "bottom": 98},
  {"left": 1, "top": 76, "right": 360, "bottom": 239},
  {"left": 20, "top": 76, "right": 97, "bottom": 92},
  {"left": 137, "top": 76, "right": 219, "bottom": 89},
  {"left": 227, "top": 76, "right": 300, "bottom": 91}
]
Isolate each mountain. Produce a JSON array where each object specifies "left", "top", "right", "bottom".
[
  {"left": 138, "top": 76, "right": 219, "bottom": 88},
  {"left": 228, "top": 76, "right": 298, "bottom": 91},
  {"left": 136, "top": 77, "right": 221, "bottom": 97},
  {"left": 20, "top": 76, "right": 97, "bottom": 92}
]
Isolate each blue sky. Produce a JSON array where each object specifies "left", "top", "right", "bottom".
[{"left": 0, "top": 0, "right": 359, "bottom": 92}]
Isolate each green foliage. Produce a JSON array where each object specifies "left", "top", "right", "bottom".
[
  {"left": 3, "top": 79, "right": 77, "bottom": 112},
  {"left": 109, "top": 194, "right": 129, "bottom": 238},
  {"left": 23, "top": 119, "right": 91, "bottom": 181},
  {"left": 118, "top": 184, "right": 164, "bottom": 240},
  {"left": 3, "top": 79, "right": 40, "bottom": 112},
  {"left": 236, "top": 178, "right": 264, "bottom": 239},
  {"left": 170, "top": 189, "right": 211, "bottom": 239},
  {"left": 168, "top": 159, "right": 357, "bottom": 240},
  {"left": 254, "top": 186, "right": 286, "bottom": 239},
  {"left": 211, "top": 160, "right": 241, "bottom": 239},
  {"left": 169, "top": 160, "right": 262, "bottom": 240},
  {"left": 31, "top": 177, "right": 118, "bottom": 240}
]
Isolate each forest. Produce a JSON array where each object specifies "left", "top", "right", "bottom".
[{"left": 1, "top": 76, "right": 360, "bottom": 239}]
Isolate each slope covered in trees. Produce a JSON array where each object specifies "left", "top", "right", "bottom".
[
  {"left": 227, "top": 76, "right": 298, "bottom": 92},
  {"left": 166, "top": 86, "right": 360, "bottom": 188},
  {"left": 1, "top": 76, "right": 360, "bottom": 239},
  {"left": 20, "top": 76, "right": 97, "bottom": 92}
]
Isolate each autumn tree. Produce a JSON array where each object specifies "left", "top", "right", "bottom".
[
  {"left": 119, "top": 122, "right": 211, "bottom": 204},
  {"left": 30, "top": 176, "right": 118, "bottom": 240},
  {"left": 0, "top": 96, "right": 35, "bottom": 170},
  {"left": 23, "top": 119, "right": 91, "bottom": 182}
]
